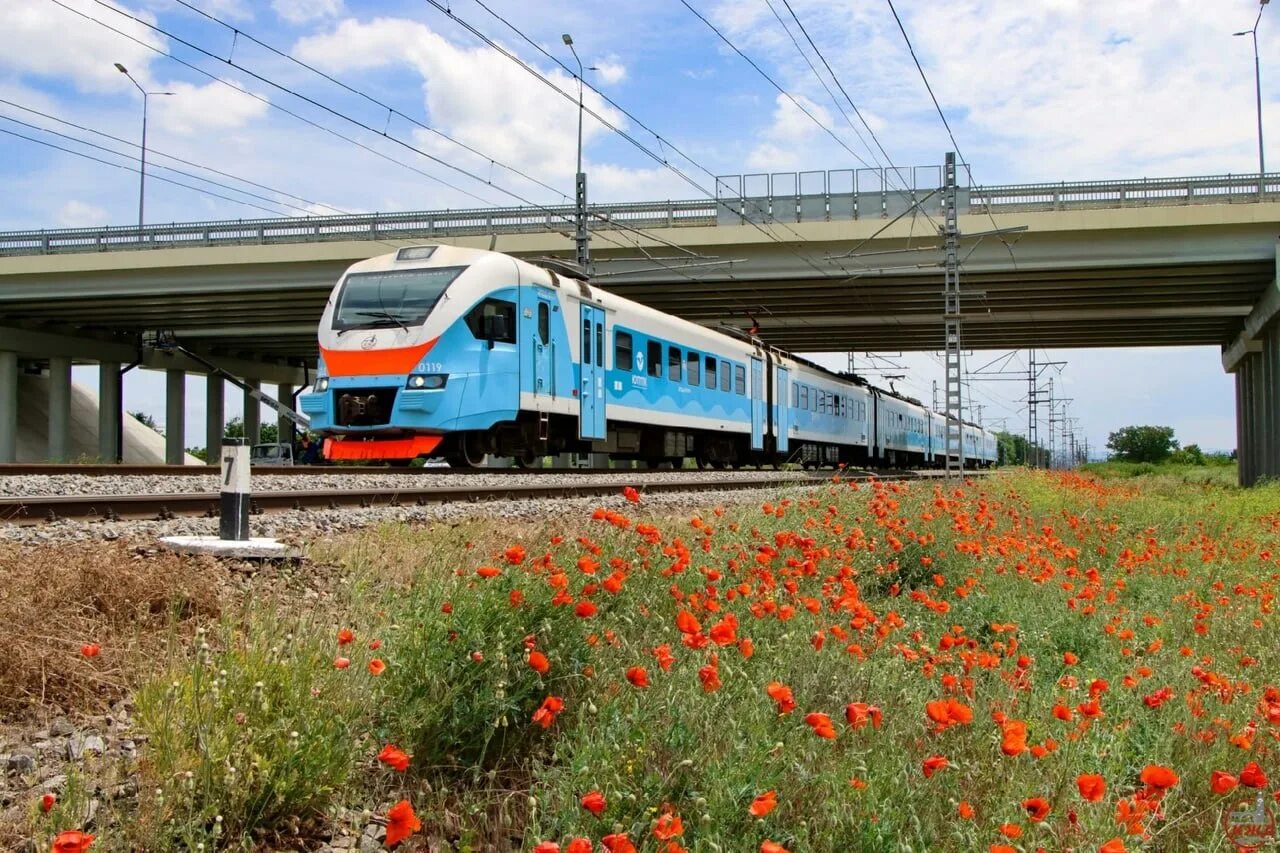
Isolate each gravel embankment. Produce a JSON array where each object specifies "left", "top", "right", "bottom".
[
  {"left": 0, "top": 469, "right": 814, "bottom": 498},
  {"left": 0, "top": 483, "right": 832, "bottom": 547}
]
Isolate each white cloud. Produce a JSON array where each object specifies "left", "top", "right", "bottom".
[
  {"left": 151, "top": 80, "right": 269, "bottom": 135},
  {"left": 294, "top": 17, "right": 628, "bottom": 196},
  {"left": 271, "top": 0, "right": 343, "bottom": 26},
  {"left": 593, "top": 56, "right": 627, "bottom": 85},
  {"left": 747, "top": 93, "right": 833, "bottom": 170},
  {"left": 55, "top": 200, "right": 109, "bottom": 227}
]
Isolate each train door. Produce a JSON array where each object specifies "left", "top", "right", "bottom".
[
  {"left": 750, "top": 357, "right": 764, "bottom": 451},
  {"left": 531, "top": 291, "right": 555, "bottom": 399},
  {"left": 775, "top": 365, "right": 790, "bottom": 453},
  {"left": 578, "top": 304, "right": 606, "bottom": 440}
]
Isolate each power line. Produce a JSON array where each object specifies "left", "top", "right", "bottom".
[
  {"left": 0, "top": 107, "right": 340, "bottom": 217},
  {"left": 0, "top": 126, "right": 296, "bottom": 217},
  {"left": 170, "top": 0, "right": 571, "bottom": 202}
]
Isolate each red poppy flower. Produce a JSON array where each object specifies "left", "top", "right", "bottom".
[
  {"left": 377, "top": 744, "right": 411, "bottom": 772},
  {"left": 998, "top": 823, "right": 1022, "bottom": 839},
  {"left": 333, "top": 657, "right": 350, "bottom": 670},
  {"left": 504, "top": 545, "right": 526, "bottom": 565},
  {"left": 477, "top": 566, "right": 502, "bottom": 578},
  {"left": 845, "top": 702, "right": 883, "bottom": 730},
  {"left": 1211, "top": 770, "right": 1239, "bottom": 794},
  {"left": 990, "top": 847, "right": 1016, "bottom": 853},
  {"left": 534, "top": 843, "right": 560, "bottom": 853},
  {"left": 698, "top": 656, "right": 722, "bottom": 692},
  {"left": 623, "top": 486, "right": 641, "bottom": 504},
  {"left": 1063, "top": 651, "right": 1079, "bottom": 665},
  {"left": 575, "top": 601, "right": 599, "bottom": 618},
  {"left": 761, "top": 842, "right": 790, "bottom": 853},
  {"left": 528, "top": 651, "right": 550, "bottom": 675},
  {"left": 922, "top": 754, "right": 949, "bottom": 778},
  {"left": 626, "top": 666, "right": 650, "bottom": 688},
  {"left": 654, "top": 812, "right": 684, "bottom": 840},
  {"left": 1240, "top": 762, "right": 1268, "bottom": 789},
  {"left": 384, "top": 799, "right": 421, "bottom": 846},
  {"left": 602, "top": 833, "right": 636, "bottom": 853},
  {"left": 532, "top": 695, "right": 565, "bottom": 729},
  {"left": 653, "top": 644, "right": 676, "bottom": 671},
  {"left": 337, "top": 628, "right": 354, "bottom": 645},
  {"left": 581, "top": 790, "right": 607, "bottom": 815},
  {"left": 566, "top": 840, "right": 592, "bottom": 853},
  {"left": 1139, "top": 764, "right": 1179, "bottom": 790},
  {"left": 766, "top": 682, "right": 797, "bottom": 714},
  {"left": 709, "top": 614, "right": 738, "bottom": 646},
  {"left": 805, "top": 712, "right": 837, "bottom": 739},
  {"left": 1023, "top": 796, "right": 1052, "bottom": 821},
  {"left": 79, "top": 643, "right": 101, "bottom": 658},
  {"left": 41, "top": 792, "right": 55, "bottom": 812},
  {"left": 367, "top": 658, "right": 386, "bottom": 676},
  {"left": 1077, "top": 773, "right": 1106, "bottom": 802},
  {"left": 51, "top": 831, "right": 94, "bottom": 853},
  {"left": 958, "top": 801, "right": 974, "bottom": 819},
  {"left": 1099, "top": 840, "right": 1127, "bottom": 853},
  {"left": 750, "top": 790, "right": 778, "bottom": 817}
]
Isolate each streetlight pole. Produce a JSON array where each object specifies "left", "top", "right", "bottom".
[
  {"left": 562, "top": 34, "right": 591, "bottom": 275},
  {"left": 114, "top": 63, "right": 173, "bottom": 229},
  {"left": 1235, "top": 0, "right": 1270, "bottom": 194}
]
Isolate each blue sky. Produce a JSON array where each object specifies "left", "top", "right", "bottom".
[{"left": 2, "top": 0, "right": 1276, "bottom": 455}]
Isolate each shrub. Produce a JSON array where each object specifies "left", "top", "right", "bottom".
[{"left": 132, "top": 614, "right": 364, "bottom": 850}]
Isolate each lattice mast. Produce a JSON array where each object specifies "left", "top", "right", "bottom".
[{"left": 942, "top": 152, "right": 965, "bottom": 476}]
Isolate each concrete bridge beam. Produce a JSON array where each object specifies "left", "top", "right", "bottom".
[
  {"left": 47, "top": 356, "right": 71, "bottom": 462},
  {"left": 1224, "top": 240, "right": 1280, "bottom": 486}
]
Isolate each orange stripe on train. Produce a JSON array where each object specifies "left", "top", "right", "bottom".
[{"left": 320, "top": 339, "right": 438, "bottom": 377}]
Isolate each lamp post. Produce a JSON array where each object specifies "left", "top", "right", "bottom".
[
  {"left": 562, "top": 34, "right": 593, "bottom": 275},
  {"left": 1234, "top": 0, "right": 1270, "bottom": 194},
  {"left": 114, "top": 63, "right": 173, "bottom": 229}
]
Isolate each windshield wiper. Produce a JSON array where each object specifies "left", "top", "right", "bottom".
[{"left": 351, "top": 310, "right": 409, "bottom": 333}]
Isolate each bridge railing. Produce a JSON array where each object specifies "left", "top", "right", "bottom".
[{"left": 0, "top": 171, "right": 1274, "bottom": 256}]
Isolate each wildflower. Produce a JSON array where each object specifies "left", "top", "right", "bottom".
[
  {"left": 602, "top": 833, "right": 636, "bottom": 853},
  {"left": 845, "top": 702, "right": 883, "bottom": 730},
  {"left": 575, "top": 601, "right": 599, "bottom": 618},
  {"left": 922, "top": 754, "right": 949, "bottom": 778},
  {"left": 709, "top": 614, "right": 738, "bottom": 645},
  {"left": 1023, "top": 796, "right": 1052, "bottom": 821},
  {"left": 504, "top": 545, "right": 526, "bottom": 565},
  {"left": 653, "top": 644, "right": 676, "bottom": 671},
  {"left": 377, "top": 744, "right": 410, "bottom": 773},
  {"left": 337, "top": 628, "right": 354, "bottom": 645},
  {"left": 333, "top": 656, "right": 350, "bottom": 669},
  {"left": 367, "top": 658, "right": 386, "bottom": 676},
  {"left": 534, "top": 843, "right": 560, "bottom": 853},
  {"left": 1099, "top": 840, "right": 1127, "bottom": 853},
  {"left": 761, "top": 842, "right": 790, "bottom": 853},
  {"left": 990, "top": 847, "right": 1016, "bottom": 853},
  {"left": 750, "top": 790, "right": 778, "bottom": 817},
  {"left": 766, "top": 682, "right": 797, "bottom": 714},
  {"left": 626, "top": 666, "right": 650, "bottom": 688},
  {"left": 51, "top": 831, "right": 94, "bottom": 853},
  {"left": 79, "top": 643, "right": 101, "bottom": 658},
  {"left": 527, "top": 651, "right": 550, "bottom": 676},
  {"left": 698, "top": 655, "right": 722, "bottom": 693},
  {"left": 654, "top": 812, "right": 684, "bottom": 840},
  {"left": 1211, "top": 770, "right": 1238, "bottom": 794},
  {"left": 477, "top": 566, "right": 502, "bottom": 578},
  {"left": 566, "top": 840, "right": 592, "bottom": 853},
  {"left": 532, "top": 695, "right": 565, "bottom": 729},
  {"left": 384, "top": 799, "right": 421, "bottom": 846},
  {"left": 1240, "top": 762, "right": 1268, "bottom": 788},
  {"left": 1000, "top": 719, "right": 1028, "bottom": 756},
  {"left": 1139, "top": 764, "right": 1179, "bottom": 790},
  {"left": 41, "top": 792, "right": 55, "bottom": 812},
  {"left": 368, "top": 639, "right": 381, "bottom": 651},
  {"left": 1077, "top": 773, "right": 1106, "bottom": 802},
  {"left": 998, "top": 822, "right": 1022, "bottom": 839},
  {"left": 675, "top": 610, "right": 701, "bottom": 635},
  {"left": 958, "top": 801, "right": 975, "bottom": 819},
  {"left": 1063, "top": 651, "right": 1079, "bottom": 665},
  {"left": 581, "top": 790, "right": 607, "bottom": 815},
  {"left": 623, "top": 486, "right": 641, "bottom": 503},
  {"left": 925, "top": 697, "right": 973, "bottom": 732},
  {"left": 805, "top": 712, "right": 837, "bottom": 739}
]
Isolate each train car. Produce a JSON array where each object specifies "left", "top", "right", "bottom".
[{"left": 300, "top": 244, "right": 998, "bottom": 469}]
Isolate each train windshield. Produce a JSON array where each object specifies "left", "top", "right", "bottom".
[{"left": 331, "top": 266, "right": 465, "bottom": 331}]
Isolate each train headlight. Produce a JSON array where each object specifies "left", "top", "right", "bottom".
[
  {"left": 315, "top": 377, "right": 330, "bottom": 392},
  {"left": 406, "top": 374, "right": 447, "bottom": 390}
]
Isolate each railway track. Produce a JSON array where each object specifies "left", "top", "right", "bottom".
[
  {"left": 0, "top": 463, "right": 987, "bottom": 477},
  {"left": 0, "top": 470, "right": 985, "bottom": 525}
]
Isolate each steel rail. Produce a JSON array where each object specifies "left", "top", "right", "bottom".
[
  {"left": 0, "top": 470, "right": 988, "bottom": 525},
  {"left": 0, "top": 463, "right": 801, "bottom": 476}
]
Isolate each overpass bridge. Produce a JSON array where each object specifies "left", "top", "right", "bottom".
[{"left": 0, "top": 168, "right": 1277, "bottom": 483}]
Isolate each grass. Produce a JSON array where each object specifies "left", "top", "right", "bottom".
[{"left": 10, "top": 469, "right": 1280, "bottom": 851}]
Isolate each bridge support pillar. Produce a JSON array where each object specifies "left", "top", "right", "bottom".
[
  {"left": 98, "top": 361, "right": 121, "bottom": 463},
  {"left": 243, "top": 380, "right": 261, "bottom": 445},
  {"left": 277, "top": 383, "right": 294, "bottom": 444},
  {"left": 0, "top": 351, "right": 16, "bottom": 463},
  {"left": 47, "top": 356, "right": 72, "bottom": 462},
  {"left": 1232, "top": 328, "right": 1280, "bottom": 487},
  {"left": 166, "top": 369, "right": 186, "bottom": 465},
  {"left": 206, "top": 376, "right": 224, "bottom": 464}
]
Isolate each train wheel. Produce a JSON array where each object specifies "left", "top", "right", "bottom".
[
  {"left": 515, "top": 450, "right": 541, "bottom": 469},
  {"left": 695, "top": 455, "right": 713, "bottom": 470},
  {"left": 447, "top": 433, "right": 489, "bottom": 469}
]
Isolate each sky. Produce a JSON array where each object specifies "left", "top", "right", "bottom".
[{"left": 2, "top": 0, "right": 1275, "bottom": 456}]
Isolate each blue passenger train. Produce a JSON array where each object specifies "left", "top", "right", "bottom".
[{"left": 299, "top": 245, "right": 998, "bottom": 469}]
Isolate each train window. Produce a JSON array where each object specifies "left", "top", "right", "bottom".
[
  {"left": 705, "top": 356, "right": 717, "bottom": 389},
  {"left": 582, "top": 319, "right": 591, "bottom": 365},
  {"left": 734, "top": 365, "right": 746, "bottom": 395},
  {"left": 668, "top": 347, "right": 682, "bottom": 382},
  {"left": 647, "top": 341, "right": 662, "bottom": 378},
  {"left": 799, "top": 385, "right": 808, "bottom": 409},
  {"left": 595, "top": 323, "right": 603, "bottom": 367},
  {"left": 720, "top": 361, "right": 731, "bottom": 392},
  {"left": 616, "top": 331, "right": 633, "bottom": 372},
  {"left": 333, "top": 266, "right": 464, "bottom": 330},
  {"left": 686, "top": 351, "right": 700, "bottom": 386},
  {"left": 537, "top": 303, "right": 550, "bottom": 345},
  {"left": 792, "top": 383, "right": 799, "bottom": 407},
  {"left": 464, "top": 299, "right": 517, "bottom": 344}
]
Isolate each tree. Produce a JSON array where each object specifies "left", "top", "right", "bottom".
[
  {"left": 223, "top": 416, "right": 279, "bottom": 445},
  {"left": 129, "top": 410, "right": 160, "bottom": 433},
  {"left": 1106, "top": 425, "right": 1177, "bottom": 463}
]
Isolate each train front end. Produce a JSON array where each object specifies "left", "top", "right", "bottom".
[{"left": 299, "top": 245, "right": 520, "bottom": 464}]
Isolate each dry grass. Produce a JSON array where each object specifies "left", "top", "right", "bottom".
[{"left": 0, "top": 542, "right": 221, "bottom": 720}]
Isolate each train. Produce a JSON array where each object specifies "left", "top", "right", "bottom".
[{"left": 298, "top": 244, "right": 998, "bottom": 469}]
